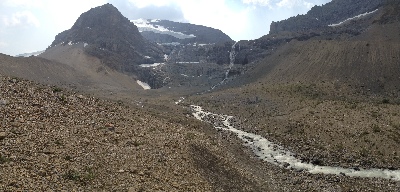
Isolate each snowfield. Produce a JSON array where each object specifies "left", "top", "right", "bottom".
[
  {"left": 131, "top": 19, "right": 196, "bottom": 39},
  {"left": 136, "top": 80, "right": 151, "bottom": 90}
]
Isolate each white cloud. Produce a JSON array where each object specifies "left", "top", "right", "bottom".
[
  {"left": 242, "top": 0, "right": 272, "bottom": 6},
  {"left": 276, "top": 0, "right": 314, "bottom": 9},
  {"left": 3, "top": 0, "right": 43, "bottom": 7},
  {"left": 127, "top": 0, "right": 173, "bottom": 8},
  {"left": 242, "top": 0, "right": 315, "bottom": 9},
  {"left": 2, "top": 11, "right": 40, "bottom": 27}
]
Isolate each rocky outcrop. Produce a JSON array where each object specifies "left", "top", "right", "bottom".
[
  {"left": 48, "top": 4, "right": 164, "bottom": 72},
  {"left": 269, "top": 0, "right": 385, "bottom": 34}
]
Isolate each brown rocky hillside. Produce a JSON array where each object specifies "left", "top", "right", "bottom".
[{"left": 0, "top": 75, "right": 271, "bottom": 191}]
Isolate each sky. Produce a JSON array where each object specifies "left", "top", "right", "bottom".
[{"left": 0, "top": 0, "right": 331, "bottom": 56}]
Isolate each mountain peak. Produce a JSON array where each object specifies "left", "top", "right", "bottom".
[
  {"left": 46, "top": 3, "right": 164, "bottom": 72},
  {"left": 71, "top": 3, "right": 132, "bottom": 30}
]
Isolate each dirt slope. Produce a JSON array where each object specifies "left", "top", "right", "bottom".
[
  {"left": 39, "top": 43, "right": 143, "bottom": 94},
  {"left": 0, "top": 75, "right": 275, "bottom": 191},
  {"left": 0, "top": 53, "right": 87, "bottom": 86}
]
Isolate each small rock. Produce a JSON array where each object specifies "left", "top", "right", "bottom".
[
  {"left": 283, "top": 162, "right": 290, "bottom": 168},
  {"left": 128, "top": 187, "right": 137, "bottom": 192},
  {"left": 42, "top": 147, "right": 56, "bottom": 154},
  {"left": 83, "top": 138, "right": 90, "bottom": 144},
  {"left": 0, "top": 99, "right": 7, "bottom": 105},
  {"left": 172, "top": 182, "right": 180, "bottom": 188},
  {"left": 0, "top": 132, "right": 7, "bottom": 140},
  {"left": 352, "top": 167, "right": 360, "bottom": 171},
  {"left": 105, "top": 124, "right": 115, "bottom": 131}
]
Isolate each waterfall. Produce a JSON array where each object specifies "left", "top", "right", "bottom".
[{"left": 211, "top": 42, "right": 238, "bottom": 90}]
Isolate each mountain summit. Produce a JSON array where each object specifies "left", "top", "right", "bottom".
[{"left": 46, "top": 3, "right": 164, "bottom": 71}]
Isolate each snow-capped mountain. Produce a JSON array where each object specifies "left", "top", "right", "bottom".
[
  {"left": 131, "top": 19, "right": 233, "bottom": 44},
  {"left": 132, "top": 19, "right": 196, "bottom": 40}
]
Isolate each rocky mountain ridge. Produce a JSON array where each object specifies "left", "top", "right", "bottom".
[
  {"left": 269, "top": 0, "right": 385, "bottom": 34},
  {"left": 47, "top": 3, "right": 164, "bottom": 72}
]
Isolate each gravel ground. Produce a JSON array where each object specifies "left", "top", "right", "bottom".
[{"left": 2, "top": 74, "right": 400, "bottom": 191}]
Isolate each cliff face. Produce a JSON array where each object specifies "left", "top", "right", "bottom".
[
  {"left": 48, "top": 4, "right": 164, "bottom": 71},
  {"left": 269, "top": 0, "right": 385, "bottom": 34},
  {"left": 132, "top": 19, "right": 235, "bottom": 71}
]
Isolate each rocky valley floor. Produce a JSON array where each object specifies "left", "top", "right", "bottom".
[
  {"left": 0, "top": 75, "right": 266, "bottom": 191},
  {"left": 188, "top": 81, "right": 400, "bottom": 191},
  {"left": 2, "top": 71, "right": 400, "bottom": 191}
]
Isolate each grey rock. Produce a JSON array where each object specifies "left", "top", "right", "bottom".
[
  {"left": 0, "top": 99, "right": 7, "bottom": 105},
  {"left": 0, "top": 132, "right": 7, "bottom": 140}
]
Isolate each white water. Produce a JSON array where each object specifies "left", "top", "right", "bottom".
[
  {"left": 191, "top": 105, "right": 400, "bottom": 181},
  {"left": 175, "top": 97, "right": 185, "bottom": 105},
  {"left": 329, "top": 9, "right": 378, "bottom": 27},
  {"left": 211, "top": 42, "right": 238, "bottom": 90}
]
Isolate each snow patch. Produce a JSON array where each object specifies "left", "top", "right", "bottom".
[
  {"left": 144, "top": 56, "right": 151, "bottom": 59},
  {"left": 190, "top": 105, "right": 400, "bottom": 181},
  {"left": 329, "top": 9, "right": 378, "bottom": 27},
  {"left": 139, "top": 63, "right": 165, "bottom": 68},
  {"left": 84, "top": 43, "right": 88, "bottom": 47},
  {"left": 176, "top": 62, "right": 200, "bottom": 64},
  {"left": 131, "top": 19, "right": 196, "bottom": 39},
  {"left": 136, "top": 80, "right": 151, "bottom": 90}
]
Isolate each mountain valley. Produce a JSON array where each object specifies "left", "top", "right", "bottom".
[{"left": 1, "top": 0, "right": 400, "bottom": 191}]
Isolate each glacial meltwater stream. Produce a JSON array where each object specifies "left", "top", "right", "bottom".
[{"left": 190, "top": 105, "right": 400, "bottom": 181}]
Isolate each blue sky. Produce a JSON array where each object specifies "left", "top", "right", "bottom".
[{"left": 0, "top": 0, "right": 331, "bottom": 56}]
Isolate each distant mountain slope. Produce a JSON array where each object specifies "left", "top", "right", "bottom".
[
  {"left": 239, "top": 2, "right": 400, "bottom": 94},
  {"left": 44, "top": 3, "right": 164, "bottom": 72},
  {"left": 132, "top": 19, "right": 233, "bottom": 44},
  {"left": 1, "top": 50, "right": 143, "bottom": 95},
  {"left": 269, "top": 0, "right": 385, "bottom": 34},
  {"left": 0, "top": 53, "right": 87, "bottom": 86}
]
